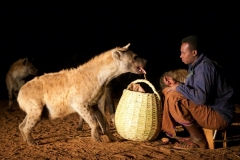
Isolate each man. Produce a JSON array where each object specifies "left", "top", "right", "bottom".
[{"left": 161, "top": 35, "right": 235, "bottom": 150}]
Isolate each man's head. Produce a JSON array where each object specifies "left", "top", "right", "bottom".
[
  {"left": 159, "top": 69, "right": 188, "bottom": 89},
  {"left": 180, "top": 35, "right": 202, "bottom": 65},
  {"left": 163, "top": 76, "right": 178, "bottom": 87}
]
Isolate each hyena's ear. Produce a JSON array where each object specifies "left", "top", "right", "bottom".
[
  {"left": 112, "top": 49, "right": 122, "bottom": 60},
  {"left": 123, "top": 43, "right": 130, "bottom": 49},
  {"left": 22, "top": 58, "right": 29, "bottom": 65}
]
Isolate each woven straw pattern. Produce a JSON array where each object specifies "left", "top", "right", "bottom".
[{"left": 115, "top": 79, "right": 162, "bottom": 141}]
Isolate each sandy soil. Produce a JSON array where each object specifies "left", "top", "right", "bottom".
[{"left": 1, "top": 100, "right": 240, "bottom": 160}]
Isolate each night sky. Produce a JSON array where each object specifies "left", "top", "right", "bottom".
[{"left": 1, "top": 2, "right": 240, "bottom": 102}]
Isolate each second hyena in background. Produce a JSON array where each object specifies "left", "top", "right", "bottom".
[{"left": 6, "top": 58, "right": 38, "bottom": 111}]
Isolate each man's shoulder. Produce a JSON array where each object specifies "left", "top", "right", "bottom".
[{"left": 200, "top": 57, "right": 217, "bottom": 70}]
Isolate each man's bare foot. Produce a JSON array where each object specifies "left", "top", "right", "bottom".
[{"left": 173, "top": 139, "right": 206, "bottom": 150}]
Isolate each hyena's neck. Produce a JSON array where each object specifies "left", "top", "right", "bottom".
[
  {"left": 12, "top": 71, "right": 28, "bottom": 81},
  {"left": 78, "top": 50, "right": 123, "bottom": 86}
]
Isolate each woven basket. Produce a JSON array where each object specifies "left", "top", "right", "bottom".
[{"left": 115, "top": 79, "right": 162, "bottom": 141}]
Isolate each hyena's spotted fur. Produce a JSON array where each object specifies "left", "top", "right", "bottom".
[
  {"left": 17, "top": 44, "right": 147, "bottom": 145},
  {"left": 6, "top": 58, "right": 38, "bottom": 111}
]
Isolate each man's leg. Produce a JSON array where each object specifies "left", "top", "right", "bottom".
[
  {"left": 187, "top": 100, "right": 228, "bottom": 130},
  {"left": 174, "top": 124, "right": 207, "bottom": 149},
  {"left": 173, "top": 102, "right": 228, "bottom": 149},
  {"left": 166, "top": 97, "right": 207, "bottom": 149}
]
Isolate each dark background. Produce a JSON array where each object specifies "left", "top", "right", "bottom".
[{"left": 1, "top": 1, "right": 240, "bottom": 102}]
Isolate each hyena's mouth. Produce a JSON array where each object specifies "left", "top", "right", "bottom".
[{"left": 137, "top": 67, "right": 146, "bottom": 74}]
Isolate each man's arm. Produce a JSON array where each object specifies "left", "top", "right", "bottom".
[{"left": 176, "top": 66, "right": 215, "bottom": 105}]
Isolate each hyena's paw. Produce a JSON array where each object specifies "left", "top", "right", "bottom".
[
  {"left": 108, "top": 134, "right": 118, "bottom": 142},
  {"left": 27, "top": 140, "right": 38, "bottom": 146},
  {"left": 26, "top": 136, "right": 38, "bottom": 145},
  {"left": 91, "top": 135, "right": 102, "bottom": 142},
  {"left": 91, "top": 132, "right": 102, "bottom": 142},
  {"left": 21, "top": 135, "right": 27, "bottom": 142}
]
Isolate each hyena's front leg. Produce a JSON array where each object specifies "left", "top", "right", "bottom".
[
  {"left": 77, "top": 93, "right": 106, "bottom": 133},
  {"left": 74, "top": 104, "right": 102, "bottom": 142},
  {"left": 94, "top": 109, "right": 117, "bottom": 142},
  {"left": 104, "top": 84, "right": 116, "bottom": 126},
  {"left": 7, "top": 89, "right": 14, "bottom": 112},
  {"left": 19, "top": 109, "right": 42, "bottom": 145},
  {"left": 77, "top": 107, "right": 104, "bottom": 133}
]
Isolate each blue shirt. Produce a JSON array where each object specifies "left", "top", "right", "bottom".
[{"left": 176, "top": 53, "right": 235, "bottom": 125}]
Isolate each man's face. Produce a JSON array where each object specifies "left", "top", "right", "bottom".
[{"left": 180, "top": 43, "right": 197, "bottom": 65}]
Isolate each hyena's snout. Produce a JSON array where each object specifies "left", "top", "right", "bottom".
[
  {"left": 134, "top": 57, "right": 147, "bottom": 75},
  {"left": 28, "top": 65, "right": 38, "bottom": 75}
]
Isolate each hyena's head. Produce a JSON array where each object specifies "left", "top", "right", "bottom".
[
  {"left": 112, "top": 43, "right": 147, "bottom": 74},
  {"left": 19, "top": 58, "right": 38, "bottom": 76}
]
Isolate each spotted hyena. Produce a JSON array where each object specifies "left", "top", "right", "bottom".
[
  {"left": 6, "top": 58, "right": 38, "bottom": 111},
  {"left": 17, "top": 43, "right": 147, "bottom": 145}
]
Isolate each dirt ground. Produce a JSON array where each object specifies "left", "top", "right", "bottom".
[{"left": 1, "top": 100, "right": 240, "bottom": 160}]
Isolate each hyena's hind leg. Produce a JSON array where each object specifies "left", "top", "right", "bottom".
[
  {"left": 19, "top": 109, "right": 42, "bottom": 145},
  {"left": 19, "top": 116, "right": 27, "bottom": 142}
]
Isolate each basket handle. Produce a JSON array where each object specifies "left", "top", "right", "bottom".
[{"left": 127, "top": 79, "right": 161, "bottom": 100}]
